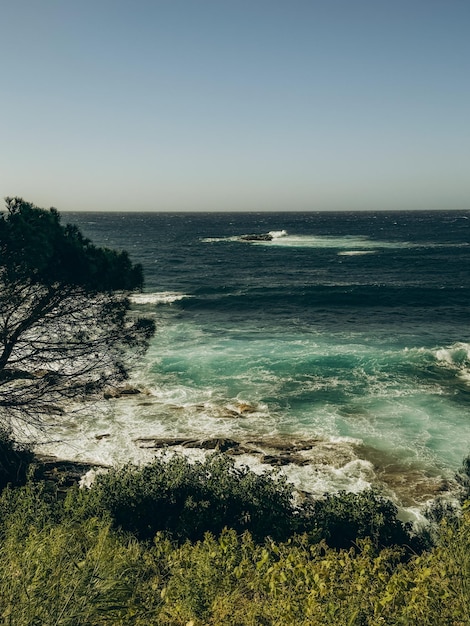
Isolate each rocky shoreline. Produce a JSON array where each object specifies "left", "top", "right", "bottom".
[{"left": 33, "top": 432, "right": 455, "bottom": 508}]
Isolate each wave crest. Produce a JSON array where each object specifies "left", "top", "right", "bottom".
[
  {"left": 130, "top": 292, "right": 189, "bottom": 305},
  {"left": 434, "top": 342, "right": 470, "bottom": 368},
  {"left": 268, "top": 229, "right": 288, "bottom": 239}
]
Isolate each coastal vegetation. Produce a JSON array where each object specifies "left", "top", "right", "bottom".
[
  {"left": 0, "top": 441, "right": 469, "bottom": 625},
  {"left": 0, "top": 200, "right": 469, "bottom": 624}
]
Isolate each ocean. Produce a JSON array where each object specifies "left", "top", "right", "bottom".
[{"left": 44, "top": 211, "right": 470, "bottom": 516}]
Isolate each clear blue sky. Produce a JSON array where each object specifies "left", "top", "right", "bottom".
[{"left": 1, "top": 0, "right": 469, "bottom": 211}]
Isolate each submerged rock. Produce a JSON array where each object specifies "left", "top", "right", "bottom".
[{"left": 222, "top": 402, "right": 260, "bottom": 418}]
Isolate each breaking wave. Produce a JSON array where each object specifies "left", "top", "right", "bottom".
[
  {"left": 268, "top": 229, "right": 288, "bottom": 239},
  {"left": 130, "top": 292, "right": 189, "bottom": 305},
  {"left": 434, "top": 342, "right": 470, "bottom": 368},
  {"left": 433, "top": 342, "right": 470, "bottom": 386}
]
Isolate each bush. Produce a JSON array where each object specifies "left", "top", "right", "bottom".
[
  {"left": 456, "top": 454, "right": 470, "bottom": 501},
  {"left": 0, "top": 501, "right": 469, "bottom": 625},
  {"left": 0, "top": 456, "right": 469, "bottom": 624},
  {"left": 69, "top": 453, "right": 417, "bottom": 551},
  {"left": 0, "top": 517, "right": 153, "bottom": 626},
  {"left": 72, "top": 454, "right": 299, "bottom": 542},
  {"left": 0, "top": 428, "right": 34, "bottom": 492},
  {"left": 305, "top": 489, "right": 418, "bottom": 551}
]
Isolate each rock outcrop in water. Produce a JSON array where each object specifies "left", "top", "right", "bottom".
[
  {"left": 34, "top": 434, "right": 455, "bottom": 507},
  {"left": 132, "top": 436, "right": 344, "bottom": 468},
  {"left": 239, "top": 233, "right": 273, "bottom": 241}
]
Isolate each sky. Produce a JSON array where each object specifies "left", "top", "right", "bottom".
[{"left": 1, "top": 0, "right": 469, "bottom": 212}]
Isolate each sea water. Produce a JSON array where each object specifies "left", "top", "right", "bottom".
[{"left": 41, "top": 211, "right": 470, "bottom": 511}]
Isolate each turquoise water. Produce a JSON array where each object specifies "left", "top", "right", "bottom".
[{"left": 43, "top": 211, "right": 470, "bottom": 509}]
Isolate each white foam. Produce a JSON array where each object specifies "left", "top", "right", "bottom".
[
  {"left": 268, "top": 229, "right": 288, "bottom": 239},
  {"left": 434, "top": 342, "right": 470, "bottom": 367},
  {"left": 204, "top": 233, "right": 467, "bottom": 250},
  {"left": 32, "top": 391, "right": 461, "bottom": 518},
  {"left": 458, "top": 371, "right": 470, "bottom": 385},
  {"left": 130, "top": 292, "right": 189, "bottom": 305},
  {"left": 28, "top": 325, "right": 470, "bottom": 510},
  {"left": 338, "top": 250, "right": 376, "bottom": 256},
  {"left": 233, "top": 453, "right": 375, "bottom": 497},
  {"left": 431, "top": 342, "right": 470, "bottom": 388},
  {"left": 79, "top": 468, "right": 108, "bottom": 488},
  {"left": 258, "top": 234, "right": 421, "bottom": 250}
]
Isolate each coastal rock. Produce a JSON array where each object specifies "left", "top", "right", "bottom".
[
  {"left": 95, "top": 433, "right": 111, "bottom": 441},
  {"left": 33, "top": 456, "right": 109, "bottom": 490},
  {"left": 222, "top": 402, "right": 259, "bottom": 418},
  {"left": 134, "top": 437, "right": 198, "bottom": 449},
  {"left": 244, "top": 438, "right": 318, "bottom": 453},
  {"left": 133, "top": 436, "right": 242, "bottom": 453},
  {"left": 239, "top": 233, "right": 273, "bottom": 242},
  {"left": 261, "top": 453, "right": 311, "bottom": 467},
  {"left": 354, "top": 443, "right": 456, "bottom": 505},
  {"left": 131, "top": 435, "right": 348, "bottom": 468},
  {"left": 33, "top": 435, "right": 459, "bottom": 508},
  {"left": 103, "top": 385, "right": 143, "bottom": 399},
  {"left": 199, "top": 438, "right": 241, "bottom": 452},
  {"left": 236, "top": 402, "right": 258, "bottom": 413}
]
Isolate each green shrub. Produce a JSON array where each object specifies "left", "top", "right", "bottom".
[
  {"left": 456, "top": 454, "right": 470, "bottom": 501},
  {"left": 72, "top": 454, "right": 298, "bottom": 543},
  {"left": 0, "top": 517, "right": 155, "bottom": 626},
  {"left": 0, "top": 472, "right": 469, "bottom": 624},
  {"left": 68, "top": 453, "right": 417, "bottom": 552},
  {"left": 376, "top": 502, "right": 470, "bottom": 626},
  {"left": 304, "top": 489, "right": 419, "bottom": 552},
  {"left": 0, "top": 428, "right": 34, "bottom": 492},
  {"left": 0, "top": 480, "right": 65, "bottom": 542}
]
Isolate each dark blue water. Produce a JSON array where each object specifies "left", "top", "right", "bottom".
[{"left": 58, "top": 211, "right": 470, "bottom": 509}]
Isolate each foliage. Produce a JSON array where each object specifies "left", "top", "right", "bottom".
[
  {"left": 0, "top": 428, "right": 34, "bottom": 492},
  {"left": 0, "top": 477, "right": 469, "bottom": 625},
  {"left": 456, "top": 454, "right": 470, "bottom": 501},
  {"left": 66, "top": 453, "right": 420, "bottom": 553},
  {"left": 304, "top": 489, "right": 419, "bottom": 552},
  {"left": 0, "top": 516, "right": 153, "bottom": 625},
  {"left": 0, "top": 198, "right": 155, "bottom": 427},
  {"left": 69, "top": 454, "right": 299, "bottom": 543},
  {"left": 0, "top": 198, "right": 143, "bottom": 291},
  {"left": 0, "top": 480, "right": 64, "bottom": 538}
]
